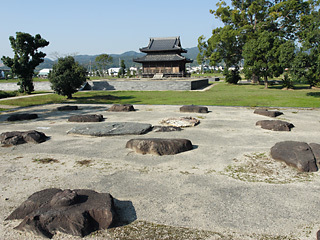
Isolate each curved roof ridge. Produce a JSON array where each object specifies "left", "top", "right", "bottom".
[{"left": 140, "top": 36, "right": 186, "bottom": 52}]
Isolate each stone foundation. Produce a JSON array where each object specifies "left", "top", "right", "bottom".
[
  {"left": 0, "top": 78, "right": 209, "bottom": 91},
  {"left": 89, "top": 78, "right": 209, "bottom": 91}
]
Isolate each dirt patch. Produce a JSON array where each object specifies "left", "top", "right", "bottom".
[{"left": 222, "top": 152, "right": 315, "bottom": 184}]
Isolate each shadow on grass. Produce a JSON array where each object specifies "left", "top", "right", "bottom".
[
  {"left": 306, "top": 92, "right": 320, "bottom": 97},
  {"left": 0, "top": 90, "right": 18, "bottom": 99},
  {"left": 72, "top": 94, "right": 139, "bottom": 104}
]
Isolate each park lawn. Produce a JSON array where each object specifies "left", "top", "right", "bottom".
[{"left": 0, "top": 82, "right": 319, "bottom": 108}]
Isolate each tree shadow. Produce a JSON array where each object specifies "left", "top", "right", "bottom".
[
  {"left": 73, "top": 95, "right": 138, "bottom": 104},
  {"left": 111, "top": 199, "right": 137, "bottom": 227},
  {"left": 306, "top": 92, "right": 320, "bottom": 98}
]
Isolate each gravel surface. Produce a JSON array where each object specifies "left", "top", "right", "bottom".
[{"left": 0, "top": 104, "right": 320, "bottom": 239}]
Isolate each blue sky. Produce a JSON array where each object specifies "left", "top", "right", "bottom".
[{"left": 1, "top": 0, "right": 230, "bottom": 59}]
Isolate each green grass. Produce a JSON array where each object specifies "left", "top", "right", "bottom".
[{"left": 1, "top": 82, "right": 320, "bottom": 108}]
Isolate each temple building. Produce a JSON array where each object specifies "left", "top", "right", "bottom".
[{"left": 133, "top": 36, "right": 193, "bottom": 78}]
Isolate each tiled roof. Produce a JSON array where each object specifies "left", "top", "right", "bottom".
[
  {"left": 134, "top": 53, "right": 192, "bottom": 63},
  {"left": 140, "top": 37, "right": 187, "bottom": 53}
]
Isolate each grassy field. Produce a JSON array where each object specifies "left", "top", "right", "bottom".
[{"left": 1, "top": 82, "right": 320, "bottom": 108}]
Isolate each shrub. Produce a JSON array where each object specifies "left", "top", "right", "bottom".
[{"left": 49, "top": 56, "right": 88, "bottom": 99}]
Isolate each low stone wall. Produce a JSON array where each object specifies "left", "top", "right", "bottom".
[
  {"left": 89, "top": 78, "right": 209, "bottom": 91},
  {"left": 0, "top": 78, "right": 209, "bottom": 91},
  {"left": 0, "top": 82, "right": 53, "bottom": 91}
]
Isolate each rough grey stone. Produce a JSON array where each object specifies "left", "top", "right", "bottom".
[
  {"left": 57, "top": 105, "right": 78, "bottom": 111},
  {"left": 67, "top": 122, "right": 152, "bottom": 136},
  {"left": 180, "top": 105, "right": 208, "bottom": 113},
  {"left": 108, "top": 104, "right": 135, "bottom": 112},
  {"left": 309, "top": 143, "right": 320, "bottom": 170},
  {"left": 7, "top": 113, "right": 38, "bottom": 121},
  {"left": 254, "top": 109, "right": 283, "bottom": 117},
  {"left": 153, "top": 126, "right": 182, "bottom": 132},
  {"left": 270, "top": 141, "right": 318, "bottom": 172},
  {"left": 6, "top": 188, "right": 116, "bottom": 238},
  {"left": 0, "top": 130, "right": 48, "bottom": 145},
  {"left": 126, "top": 138, "right": 193, "bottom": 156},
  {"left": 256, "top": 120, "right": 294, "bottom": 131},
  {"left": 160, "top": 117, "right": 200, "bottom": 127},
  {"left": 68, "top": 114, "right": 103, "bottom": 122}
]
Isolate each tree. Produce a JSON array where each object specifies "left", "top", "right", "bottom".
[
  {"left": 243, "top": 31, "right": 281, "bottom": 88},
  {"left": 197, "top": 35, "right": 207, "bottom": 74},
  {"left": 243, "top": 31, "right": 295, "bottom": 88},
  {"left": 203, "top": 0, "right": 313, "bottom": 85},
  {"left": 48, "top": 56, "right": 88, "bottom": 99},
  {"left": 1, "top": 32, "right": 49, "bottom": 93},
  {"left": 118, "top": 60, "right": 126, "bottom": 78},
  {"left": 291, "top": 2, "right": 320, "bottom": 87},
  {"left": 206, "top": 25, "right": 243, "bottom": 84},
  {"left": 95, "top": 54, "right": 113, "bottom": 77}
]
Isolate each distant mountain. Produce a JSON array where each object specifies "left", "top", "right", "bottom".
[{"left": 1, "top": 47, "right": 200, "bottom": 71}]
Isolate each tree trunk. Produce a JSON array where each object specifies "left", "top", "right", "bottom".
[
  {"left": 264, "top": 76, "right": 268, "bottom": 89},
  {"left": 251, "top": 74, "right": 258, "bottom": 84}
]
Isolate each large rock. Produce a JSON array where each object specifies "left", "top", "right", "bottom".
[
  {"left": 57, "top": 105, "right": 78, "bottom": 111},
  {"left": 7, "top": 113, "right": 38, "bottom": 121},
  {"left": 180, "top": 105, "right": 208, "bottom": 113},
  {"left": 309, "top": 143, "right": 320, "bottom": 169},
  {"left": 256, "top": 120, "right": 294, "bottom": 131},
  {"left": 108, "top": 104, "right": 135, "bottom": 112},
  {"left": 67, "top": 122, "right": 152, "bottom": 136},
  {"left": 126, "top": 138, "right": 193, "bottom": 156},
  {"left": 160, "top": 117, "right": 200, "bottom": 127},
  {"left": 254, "top": 108, "right": 283, "bottom": 117},
  {"left": 270, "top": 141, "right": 318, "bottom": 172},
  {"left": 6, "top": 188, "right": 116, "bottom": 238},
  {"left": 0, "top": 130, "right": 48, "bottom": 145},
  {"left": 68, "top": 114, "right": 103, "bottom": 122}
]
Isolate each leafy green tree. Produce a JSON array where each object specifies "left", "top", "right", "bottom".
[
  {"left": 95, "top": 54, "right": 113, "bottom": 77},
  {"left": 291, "top": 2, "right": 320, "bottom": 87},
  {"left": 118, "top": 60, "right": 126, "bottom": 78},
  {"left": 206, "top": 25, "right": 243, "bottom": 84},
  {"left": 203, "top": 0, "right": 313, "bottom": 85},
  {"left": 1, "top": 32, "right": 49, "bottom": 93},
  {"left": 48, "top": 56, "right": 88, "bottom": 99},
  {"left": 242, "top": 31, "right": 294, "bottom": 88},
  {"left": 197, "top": 35, "right": 207, "bottom": 74}
]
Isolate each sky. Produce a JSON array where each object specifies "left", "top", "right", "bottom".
[{"left": 1, "top": 0, "right": 230, "bottom": 59}]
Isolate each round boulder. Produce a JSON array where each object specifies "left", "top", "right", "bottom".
[
  {"left": 256, "top": 120, "right": 294, "bottom": 131},
  {"left": 0, "top": 130, "right": 48, "bottom": 145},
  {"left": 126, "top": 138, "right": 193, "bottom": 156},
  {"left": 254, "top": 108, "right": 283, "bottom": 117},
  {"left": 270, "top": 141, "right": 319, "bottom": 172}
]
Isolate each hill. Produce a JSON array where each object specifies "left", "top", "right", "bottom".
[{"left": 0, "top": 47, "right": 200, "bottom": 71}]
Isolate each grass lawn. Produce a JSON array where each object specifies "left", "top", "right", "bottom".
[{"left": 0, "top": 82, "right": 320, "bottom": 108}]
